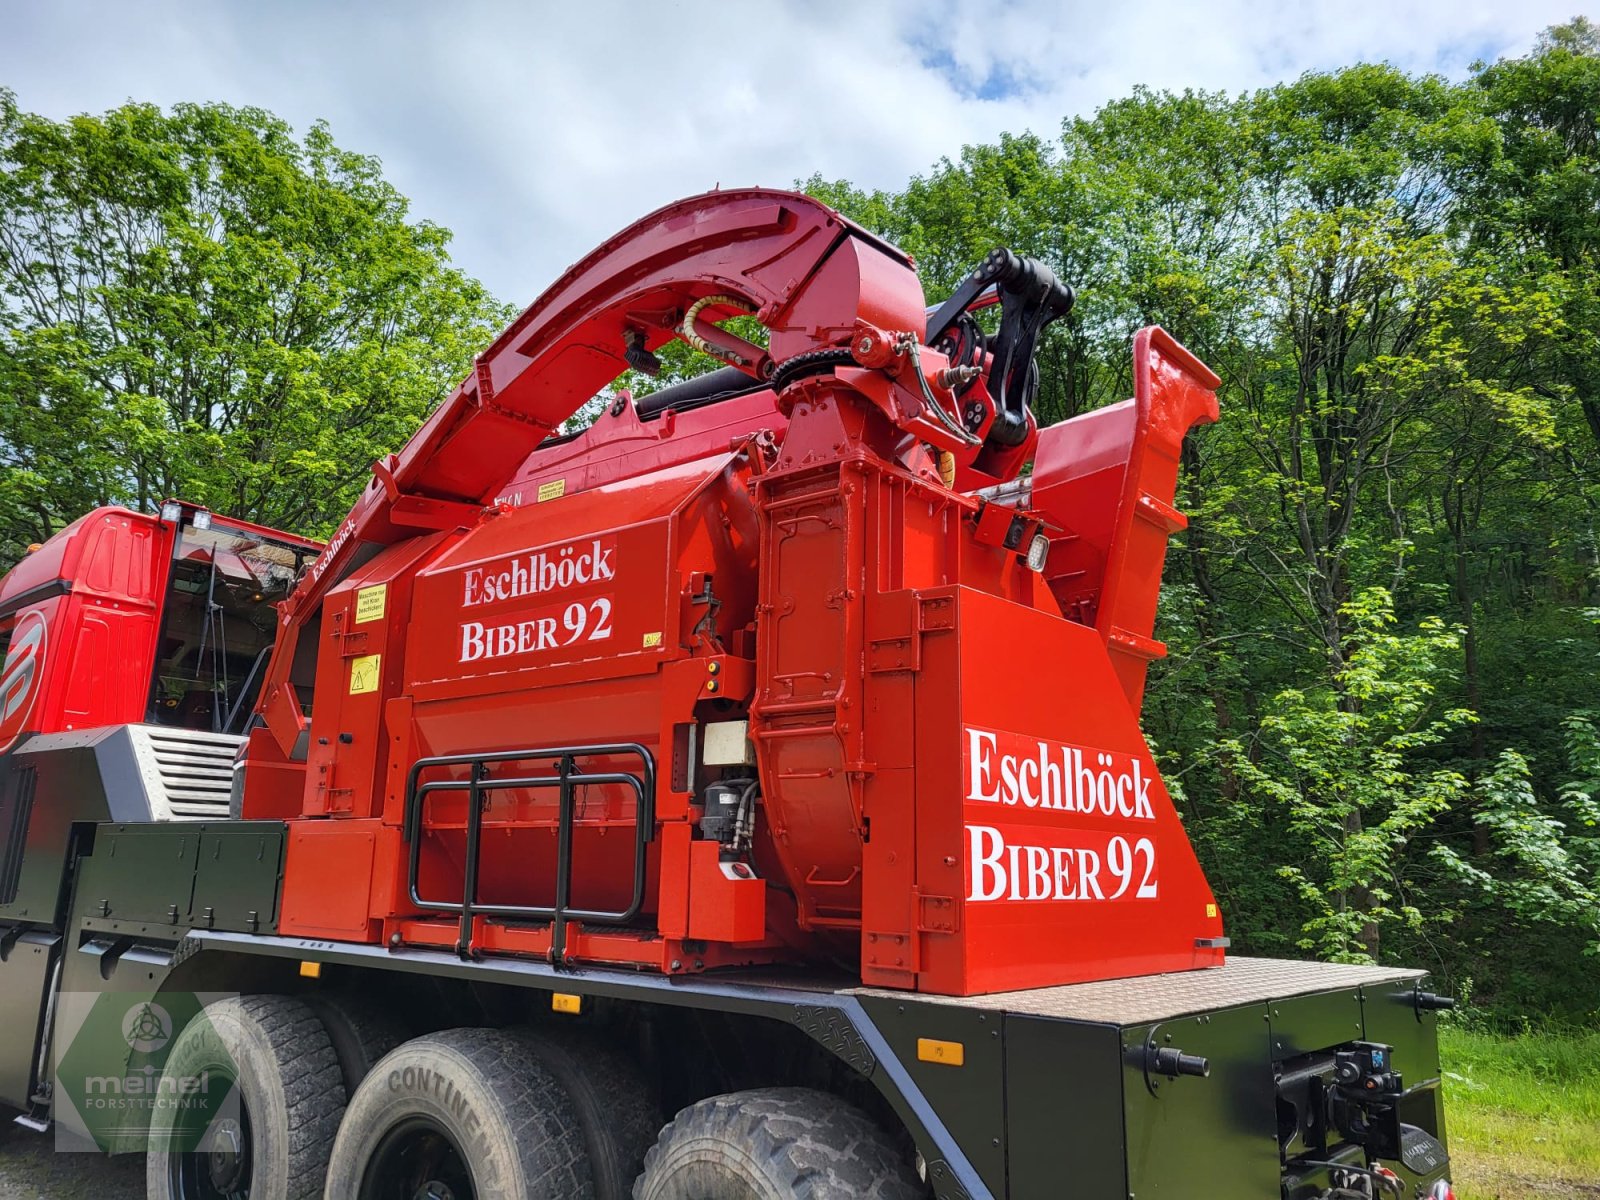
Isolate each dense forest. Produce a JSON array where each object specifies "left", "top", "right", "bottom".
[{"left": 2, "top": 22, "right": 1597, "bottom": 1023}]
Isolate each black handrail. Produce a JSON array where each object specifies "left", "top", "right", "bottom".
[{"left": 402, "top": 743, "right": 656, "bottom": 962}]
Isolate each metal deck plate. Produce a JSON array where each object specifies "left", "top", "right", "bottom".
[{"left": 853, "top": 957, "right": 1427, "bottom": 1025}]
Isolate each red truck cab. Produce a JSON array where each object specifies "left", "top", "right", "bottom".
[{"left": 0, "top": 503, "right": 319, "bottom": 754}]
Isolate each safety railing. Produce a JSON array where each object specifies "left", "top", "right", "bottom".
[{"left": 402, "top": 743, "right": 655, "bottom": 962}]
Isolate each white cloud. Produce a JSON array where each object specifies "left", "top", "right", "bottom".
[{"left": 3, "top": 0, "right": 1593, "bottom": 302}]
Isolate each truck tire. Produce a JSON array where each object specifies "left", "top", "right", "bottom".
[
  {"left": 303, "top": 992, "right": 407, "bottom": 1095},
  {"left": 323, "top": 1027, "right": 591, "bottom": 1200},
  {"left": 145, "top": 994, "right": 345, "bottom": 1200},
  {"left": 632, "top": 1087, "right": 925, "bottom": 1200},
  {"left": 510, "top": 1027, "right": 662, "bottom": 1200}
]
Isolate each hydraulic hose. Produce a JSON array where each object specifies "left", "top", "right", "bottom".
[{"left": 680, "top": 294, "right": 758, "bottom": 367}]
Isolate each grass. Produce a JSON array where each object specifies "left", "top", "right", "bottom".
[{"left": 1441, "top": 1025, "right": 1600, "bottom": 1199}]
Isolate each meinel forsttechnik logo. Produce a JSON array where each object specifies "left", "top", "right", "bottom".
[
  {"left": 122, "top": 1001, "right": 172, "bottom": 1053},
  {"left": 54, "top": 991, "right": 239, "bottom": 1154}
]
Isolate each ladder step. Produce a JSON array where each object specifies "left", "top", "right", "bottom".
[
  {"left": 1108, "top": 625, "right": 1167, "bottom": 661},
  {"left": 1135, "top": 491, "right": 1188, "bottom": 534}
]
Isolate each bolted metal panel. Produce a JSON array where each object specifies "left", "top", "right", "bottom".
[
  {"left": 1, "top": 731, "right": 118, "bottom": 925},
  {"left": 1362, "top": 979, "right": 1443, "bottom": 1081},
  {"left": 792, "top": 1003, "right": 876, "bottom": 1074},
  {"left": 1361, "top": 978, "right": 1450, "bottom": 1163},
  {"left": 73, "top": 820, "right": 287, "bottom": 935},
  {"left": 75, "top": 825, "right": 201, "bottom": 926},
  {"left": 123, "top": 726, "right": 243, "bottom": 820},
  {"left": 1004, "top": 1015, "right": 1126, "bottom": 1199},
  {"left": 0, "top": 725, "right": 251, "bottom": 928},
  {"left": 191, "top": 824, "right": 285, "bottom": 933},
  {"left": 1267, "top": 989, "right": 1367, "bottom": 1060},
  {"left": 1123, "top": 1000, "right": 1280, "bottom": 1197},
  {"left": 860, "top": 994, "right": 1008, "bottom": 1198},
  {"left": 854, "top": 956, "right": 1426, "bottom": 1022},
  {"left": 0, "top": 929, "right": 57, "bottom": 1109}
]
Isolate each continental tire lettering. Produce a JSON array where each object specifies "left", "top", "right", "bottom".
[{"left": 388, "top": 1066, "right": 486, "bottom": 1147}]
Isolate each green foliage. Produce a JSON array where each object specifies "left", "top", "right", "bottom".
[
  {"left": 1223, "top": 590, "right": 1473, "bottom": 961},
  {"left": 1432, "top": 743, "right": 1600, "bottom": 964},
  {"left": 0, "top": 90, "right": 510, "bottom": 561},
  {"left": 1471, "top": 19, "right": 1600, "bottom": 458},
  {"left": 1440, "top": 739, "right": 1600, "bottom": 947}
]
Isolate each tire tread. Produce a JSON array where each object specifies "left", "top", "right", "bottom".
[
  {"left": 511, "top": 1027, "right": 662, "bottom": 1200},
  {"left": 327, "top": 1026, "right": 592, "bottom": 1198},
  {"left": 635, "top": 1086, "right": 925, "bottom": 1200},
  {"left": 229, "top": 995, "right": 345, "bottom": 1198},
  {"left": 145, "top": 993, "right": 344, "bottom": 1200}
]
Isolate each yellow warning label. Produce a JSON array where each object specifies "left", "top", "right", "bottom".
[
  {"left": 1206, "top": 903, "right": 1218, "bottom": 919},
  {"left": 355, "top": 585, "right": 387, "bottom": 624},
  {"left": 537, "top": 479, "right": 566, "bottom": 502},
  {"left": 349, "top": 654, "right": 382, "bottom": 695},
  {"left": 642, "top": 632, "right": 663, "bottom": 648}
]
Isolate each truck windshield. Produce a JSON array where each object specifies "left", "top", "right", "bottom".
[{"left": 148, "top": 521, "right": 310, "bottom": 733}]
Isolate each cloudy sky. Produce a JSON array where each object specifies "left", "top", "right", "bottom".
[{"left": 3, "top": 1, "right": 1594, "bottom": 303}]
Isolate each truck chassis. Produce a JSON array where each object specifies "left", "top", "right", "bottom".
[{"left": 0, "top": 816, "right": 1452, "bottom": 1199}]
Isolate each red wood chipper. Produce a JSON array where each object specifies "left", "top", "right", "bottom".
[{"left": 235, "top": 188, "right": 1225, "bottom": 994}]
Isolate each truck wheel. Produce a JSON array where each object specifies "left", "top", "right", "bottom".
[
  {"left": 303, "top": 992, "right": 408, "bottom": 1095},
  {"left": 324, "top": 1028, "right": 591, "bottom": 1200},
  {"left": 145, "top": 994, "right": 345, "bottom": 1200},
  {"left": 633, "top": 1087, "right": 925, "bottom": 1200},
  {"left": 510, "top": 1027, "right": 662, "bottom": 1200}
]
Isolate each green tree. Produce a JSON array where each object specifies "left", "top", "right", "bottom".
[
  {"left": 1472, "top": 20, "right": 1600, "bottom": 451},
  {"left": 1434, "top": 739, "right": 1600, "bottom": 954},
  {"left": 0, "top": 91, "right": 509, "bottom": 562},
  {"left": 1223, "top": 590, "right": 1474, "bottom": 961}
]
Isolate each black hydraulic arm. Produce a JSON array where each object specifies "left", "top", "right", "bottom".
[{"left": 926, "top": 248, "right": 1076, "bottom": 448}]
